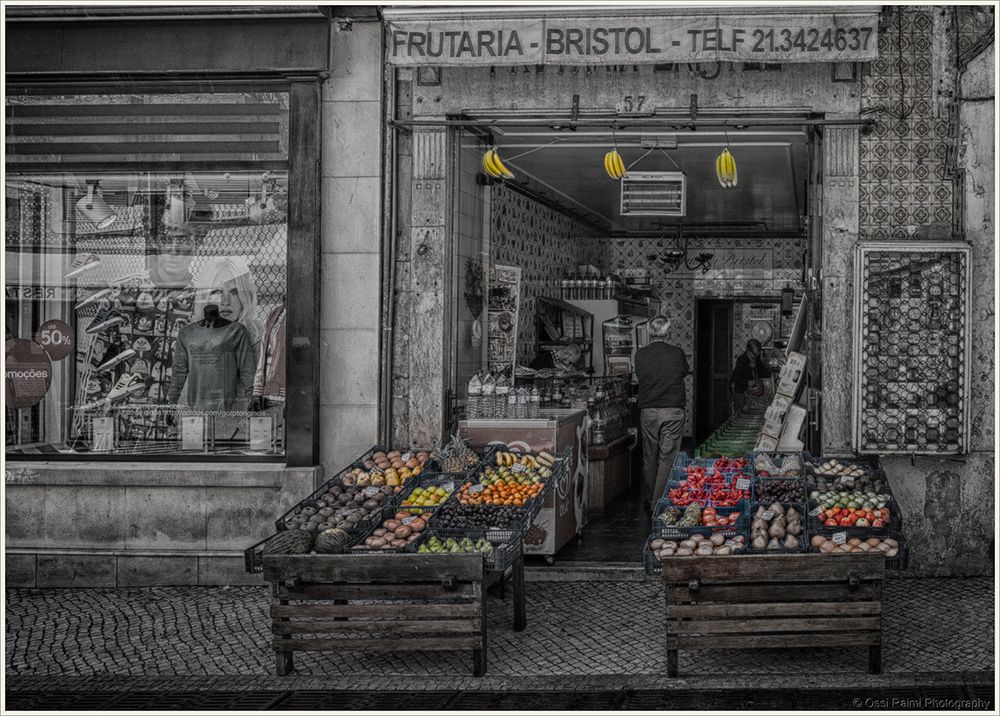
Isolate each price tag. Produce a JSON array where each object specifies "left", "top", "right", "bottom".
[
  {"left": 181, "top": 415, "right": 205, "bottom": 451},
  {"left": 401, "top": 516, "right": 417, "bottom": 525},
  {"left": 809, "top": 505, "right": 823, "bottom": 517},
  {"left": 442, "top": 481, "right": 455, "bottom": 493},
  {"left": 832, "top": 531, "right": 848, "bottom": 545},
  {"left": 735, "top": 477, "right": 751, "bottom": 491},
  {"left": 469, "top": 484, "right": 485, "bottom": 494},
  {"left": 364, "top": 486, "right": 381, "bottom": 497},
  {"left": 92, "top": 417, "right": 114, "bottom": 453},
  {"left": 512, "top": 463, "right": 526, "bottom": 474},
  {"left": 401, "top": 452, "right": 411, "bottom": 462},
  {"left": 762, "top": 510, "right": 774, "bottom": 522}
]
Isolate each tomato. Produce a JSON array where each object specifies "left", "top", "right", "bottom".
[
  {"left": 872, "top": 518, "right": 886, "bottom": 528},
  {"left": 824, "top": 519, "right": 839, "bottom": 526},
  {"left": 839, "top": 515, "right": 855, "bottom": 527}
]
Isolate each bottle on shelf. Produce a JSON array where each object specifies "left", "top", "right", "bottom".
[
  {"left": 516, "top": 386, "right": 529, "bottom": 419},
  {"left": 481, "top": 371, "right": 496, "bottom": 419},
  {"left": 591, "top": 398, "right": 607, "bottom": 445},
  {"left": 467, "top": 372, "right": 482, "bottom": 420},
  {"left": 507, "top": 383, "right": 518, "bottom": 420},
  {"left": 495, "top": 372, "right": 510, "bottom": 419},
  {"left": 529, "top": 384, "right": 541, "bottom": 418}
]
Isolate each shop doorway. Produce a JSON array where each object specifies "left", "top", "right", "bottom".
[
  {"left": 695, "top": 299, "right": 735, "bottom": 443},
  {"left": 445, "top": 118, "right": 812, "bottom": 564}
]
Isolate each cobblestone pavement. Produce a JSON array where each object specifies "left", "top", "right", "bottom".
[{"left": 5, "top": 577, "right": 994, "bottom": 680}]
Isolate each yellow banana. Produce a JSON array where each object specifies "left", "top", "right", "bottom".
[
  {"left": 613, "top": 150, "right": 627, "bottom": 178},
  {"left": 485, "top": 149, "right": 502, "bottom": 178},
  {"left": 604, "top": 151, "right": 616, "bottom": 179},
  {"left": 715, "top": 152, "right": 726, "bottom": 187},
  {"left": 490, "top": 148, "right": 514, "bottom": 179},
  {"left": 483, "top": 150, "right": 495, "bottom": 178},
  {"left": 728, "top": 150, "right": 737, "bottom": 187}
]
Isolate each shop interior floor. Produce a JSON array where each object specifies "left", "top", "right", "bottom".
[{"left": 546, "top": 481, "right": 648, "bottom": 563}]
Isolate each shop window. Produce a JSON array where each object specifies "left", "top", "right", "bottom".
[
  {"left": 6, "top": 92, "right": 289, "bottom": 457},
  {"left": 853, "top": 243, "right": 970, "bottom": 454}
]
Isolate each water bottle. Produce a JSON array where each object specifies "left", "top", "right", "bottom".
[
  {"left": 507, "top": 385, "right": 518, "bottom": 420},
  {"left": 495, "top": 372, "right": 510, "bottom": 419},
  {"left": 467, "top": 372, "right": 482, "bottom": 420},
  {"left": 481, "top": 372, "right": 496, "bottom": 419},
  {"left": 516, "top": 386, "right": 528, "bottom": 419},
  {"left": 529, "top": 385, "right": 541, "bottom": 418}
]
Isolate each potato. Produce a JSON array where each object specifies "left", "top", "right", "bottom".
[
  {"left": 384, "top": 520, "right": 401, "bottom": 531},
  {"left": 394, "top": 524, "right": 413, "bottom": 539},
  {"left": 679, "top": 539, "right": 696, "bottom": 550},
  {"left": 690, "top": 534, "right": 705, "bottom": 543},
  {"left": 675, "top": 547, "right": 694, "bottom": 556},
  {"left": 811, "top": 535, "right": 827, "bottom": 548},
  {"left": 650, "top": 539, "right": 665, "bottom": 550}
]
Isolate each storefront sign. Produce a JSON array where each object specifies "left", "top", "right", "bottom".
[
  {"left": 387, "top": 13, "right": 878, "bottom": 66},
  {"left": 5, "top": 338, "right": 53, "bottom": 409}
]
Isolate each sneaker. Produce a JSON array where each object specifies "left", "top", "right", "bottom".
[
  {"left": 75, "top": 287, "right": 113, "bottom": 311},
  {"left": 106, "top": 373, "right": 146, "bottom": 403},
  {"left": 96, "top": 348, "right": 137, "bottom": 372},
  {"left": 65, "top": 253, "right": 102, "bottom": 279},
  {"left": 85, "top": 307, "right": 126, "bottom": 334}
]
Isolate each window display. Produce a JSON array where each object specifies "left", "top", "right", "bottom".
[{"left": 5, "top": 169, "right": 288, "bottom": 456}]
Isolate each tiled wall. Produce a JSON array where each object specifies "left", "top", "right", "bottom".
[
  {"left": 608, "top": 236, "right": 805, "bottom": 434},
  {"left": 858, "top": 7, "right": 957, "bottom": 240},
  {"left": 490, "top": 185, "right": 603, "bottom": 364}
]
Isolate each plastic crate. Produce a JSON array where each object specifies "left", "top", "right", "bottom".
[
  {"left": 275, "top": 483, "right": 397, "bottom": 533},
  {"left": 753, "top": 476, "right": 807, "bottom": 503},
  {"left": 395, "top": 473, "right": 466, "bottom": 512},
  {"left": 244, "top": 536, "right": 267, "bottom": 574},
  {"left": 662, "top": 473, "right": 753, "bottom": 506},
  {"left": 652, "top": 500, "right": 749, "bottom": 539},
  {"left": 428, "top": 500, "right": 528, "bottom": 537},
  {"left": 343, "top": 505, "right": 433, "bottom": 554},
  {"left": 643, "top": 535, "right": 662, "bottom": 575},
  {"left": 746, "top": 501, "right": 809, "bottom": 553},
  {"left": 414, "top": 529, "right": 519, "bottom": 573},
  {"left": 807, "top": 533, "right": 908, "bottom": 570},
  {"left": 645, "top": 530, "right": 748, "bottom": 569},
  {"left": 673, "top": 452, "right": 752, "bottom": 473}
]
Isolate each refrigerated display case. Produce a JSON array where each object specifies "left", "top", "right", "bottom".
[{"left": 459, "top": 408, "right": 587, "bottom": 563}]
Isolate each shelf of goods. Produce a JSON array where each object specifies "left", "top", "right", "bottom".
[
  {"left": 245, "top": 437, "right": 570, "bottom": 676},
  {"left": 645, "top": 449, "right": 907, "bottom": 676}
]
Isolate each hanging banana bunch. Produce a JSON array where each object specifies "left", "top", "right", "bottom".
[
  {"left": 715, "top": 147, "right": 737, "bottom": 188},
  {"left": 482, "top": 146, "right": 514, "bottom": 180},
  {"left": 604, "top": 148, "right": 627, "bottom": 180}
]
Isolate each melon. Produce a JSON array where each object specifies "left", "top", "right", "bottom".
[
  {"left": 314, "top": 527, "right": 352, "bottom": 554},
  {"left": 263, "top": 530, "right": 314, "bottom": 555}
]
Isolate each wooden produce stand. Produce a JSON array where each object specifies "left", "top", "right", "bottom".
[
  {"left": 661, "top": 553, "right": 885, "bottom": 677},
  {"left": 587, "top": 432, "right": 635, "bottom": 515},
  {"left": 265, "top": 552, "right": 501, "bottom": 676}
]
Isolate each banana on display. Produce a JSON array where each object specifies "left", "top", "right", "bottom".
[
  {"left": 603, "top": 149, "right": 627, "bottom": 180},
  {"left": 715, "top": 148, "right": 738, "bottom": 188},
  {"left": 482, "top": 147, "right": 514, "bottom": 180}
]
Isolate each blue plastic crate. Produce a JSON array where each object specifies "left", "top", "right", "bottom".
[{"left": 652, "top": 499, "right": 749, "bottom": 538}]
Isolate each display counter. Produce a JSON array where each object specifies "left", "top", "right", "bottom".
[
  {"left": 587, "top": 432, "right": 636, "bottom": 515},
  {"left": 459, "top": 408, "right": 587, "bottom": 562}
]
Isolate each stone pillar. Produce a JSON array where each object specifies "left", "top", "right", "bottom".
[
  {"left": 319, "top": 19, "right": 384, "bottom": 474},
  {"left": 406, "top": 126, "right": 448, "bottom": 447},
  {"left": 819, "top": 123, "right": 861, "bottom": 454}
]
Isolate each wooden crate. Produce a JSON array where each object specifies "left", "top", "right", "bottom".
[
  {"left": 662, "top": 553, "right": 884, "bottom": 677},
  {"left": 264, "top": 553, "right": 487, "bottom": 676}
]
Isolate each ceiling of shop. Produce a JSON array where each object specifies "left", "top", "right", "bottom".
[{"left": 469, "top": 125, "right": 810, "bottom": 236}]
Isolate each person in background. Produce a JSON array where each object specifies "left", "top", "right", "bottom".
[
  {"left": 731, "top": 339, "right": 771, "bottom": 414},
  {"left": 634, "top": 315, "right": 690, "bottom": 508}
]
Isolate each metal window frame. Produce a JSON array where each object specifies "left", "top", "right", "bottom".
[{"left": 851, "top": 241, "right": 972, "bottom": 455}]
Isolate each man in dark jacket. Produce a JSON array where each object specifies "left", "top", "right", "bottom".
[
  {"left": 634, "top": 315, "right": 690, "bottom": 506},
  {"left": 731, "top": 339, "right": 771, "bottom": 413}
]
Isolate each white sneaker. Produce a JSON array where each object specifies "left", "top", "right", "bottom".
[
  {"left": 106, "top": 373, "right": 146, "bottom": 403},
  {"left": 96, "top": 348, "right": 137, "bottom": 372},
  {"left": 65, "top": 253, "right": 102, "bottom": 279},
  {"left": 75, "top": 287, "right": 113, "bottom": 311}
]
